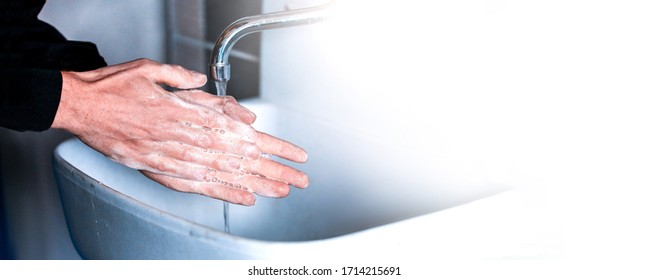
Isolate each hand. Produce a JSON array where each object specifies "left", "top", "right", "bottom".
[{"left": 52, "top": 59, "right": 308, "bottom": 205}]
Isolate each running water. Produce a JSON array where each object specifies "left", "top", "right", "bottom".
[
  {"left": 215, "top": 80, "right": 227, "bottom": 97},
  {"left": 215, "top": 80, "right": 230, "bottom": 234},
  {"left": 223, "top": 200, "right": 230, "bottom": 234},
  {"left": 214, "top": 80, "right": 270, "bottom": 234}
]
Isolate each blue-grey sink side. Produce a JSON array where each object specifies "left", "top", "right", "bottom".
[{"left": 54, "top": 149, "right": 266, "bottom": 259}]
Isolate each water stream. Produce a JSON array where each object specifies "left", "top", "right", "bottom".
[{"left": 214, "top": 81, "right": 231, "bottom": 234}]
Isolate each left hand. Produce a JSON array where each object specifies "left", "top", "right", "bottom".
[{"left": 142, "top": 89, "right": 310, "bottom": 206}]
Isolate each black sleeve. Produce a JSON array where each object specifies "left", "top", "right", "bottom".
[
  {"left": 0, "top": 68, "right": 62, "bottom": 132},
  {"left": 0, "top": 0, "right": 107, "bottom": 132}
]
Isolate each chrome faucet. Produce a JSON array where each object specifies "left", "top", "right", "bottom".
[{"left": 209, "top": 1, "right": 335, "bottom": 96}]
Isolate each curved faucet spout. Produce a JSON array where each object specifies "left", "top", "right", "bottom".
[{"left": 209, "top": 1, "right": 334, "bottom": 95}]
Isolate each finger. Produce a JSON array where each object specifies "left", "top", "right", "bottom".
[
  {"left": 147, "top": 141, "right": 246, "bottom": 173},
  {"left": 141, "top": 171, "right": 256, "bottom": 206},
  {"left": 140, "top": 141, "right": 307, "bottom": 188},
  {"left": 160, "top": 64, "right": 207, "bottom": 89},
  {"left": 137, "top": 152, "right": 212, "bottom": 181},
  {"left": 142, "top": 158, "right": 290, "bottom": 199},
  {"left": 151, "top": 97, "right": 260, "bottom": 157},
  {"left": 211, "top": 171, "right": 291, "bottom": 198},
  {"left": 159, "top": 122, "right": 261, "bottom": 159},
  {"left": 255, "top": 131, "right": 308, "bottom": 163},
  {"left": 134, "top": 60, "right": 206, "bottom": 89},
  {"left": 174, "top": 102, "right": 258, "bottom": 142},
  {"left": 242, "top": 157, "right": 309, "bottom": 188},
  {"left": 173, "top": 89, "right": 231, "bottom": 110},
  {"left": 173, "top": 90, "right": 256, "bottom": 124}
]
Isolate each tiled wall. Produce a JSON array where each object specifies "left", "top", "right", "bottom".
[{"left": 166, "top": 0, "right": 262, "bottom": 99}]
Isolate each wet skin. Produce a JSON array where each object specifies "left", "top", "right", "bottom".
[{"left": 51, "top": 59, "right": 308, "bottom": 206}]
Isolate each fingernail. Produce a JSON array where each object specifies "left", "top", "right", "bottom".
[
  {"left": 296, "top": 172, "right": 309, "bottom": 188},
  {"left": 243, "top": 195, "right": 256, "bottom": 206},
  {"left": 297, "top": 149, "right": 308, "bottom": 163}
]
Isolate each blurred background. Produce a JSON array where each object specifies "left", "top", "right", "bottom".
[{"left": 0, "top": 0, "right": 264, "bottom": 260}]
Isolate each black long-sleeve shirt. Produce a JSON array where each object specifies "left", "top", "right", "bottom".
[{"left": 0, "top": 0, "right": 106, "bottom": 131}]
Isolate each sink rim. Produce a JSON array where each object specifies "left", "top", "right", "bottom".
[
  {"left": 53, "top": 138, "right": 427, "bottom": 247},
  {"left": 54, "top": 137, "right": 525, "bottom": 260}
]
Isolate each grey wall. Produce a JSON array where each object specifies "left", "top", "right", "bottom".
[
  {"left": 0, "top": 0, "right": 165, "bottom": 259},
  {"left": 166, "top": 0, "right": 262, "bottom": 99},
  {"left": 40, "top": 0, "right": 166, "bottom": 65}
]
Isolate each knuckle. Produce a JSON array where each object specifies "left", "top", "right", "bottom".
[
  {"left": 180, "top": 148, "right": 194, "bottom": 161},
  {"left": 137, "top": 59, "right": 161, "bottom": 73},
  {"left": 242, "top": 142, "right": 261, "bottom": 159},
  {"left": 133, "top": 58, "right": 153, "bottom": 67}
]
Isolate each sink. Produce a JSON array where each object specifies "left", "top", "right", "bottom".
[{"left": 53, "top": 98, "right": 513, "bottom": 260}]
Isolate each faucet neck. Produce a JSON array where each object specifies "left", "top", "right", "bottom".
[{"left": 209, "top": 2, "right": 334, "bottom": 84}]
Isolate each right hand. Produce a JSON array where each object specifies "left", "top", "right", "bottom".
[{"left": 52, "top": 59, "right": 308, "bottom": 205}]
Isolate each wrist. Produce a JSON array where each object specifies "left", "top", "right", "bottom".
[{"left": 51, "top": 71, "right": 83, "bottom": 133}]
